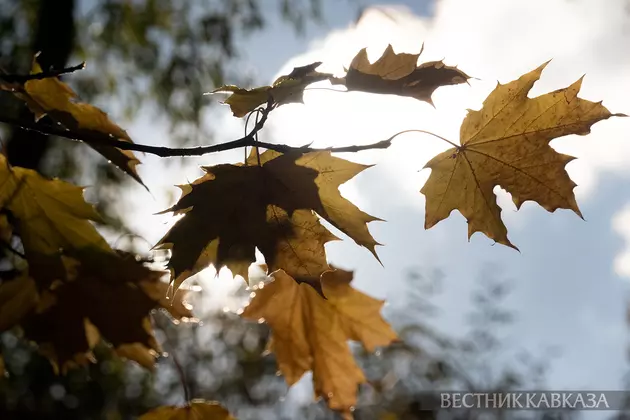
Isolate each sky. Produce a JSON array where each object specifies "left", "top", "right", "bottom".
[{"left": 118, "top": 0, "right": 630, "bottom": 412}]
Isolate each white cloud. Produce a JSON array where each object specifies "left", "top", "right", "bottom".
[{"left": 265, "top": 1, "right": 630, "bottom": 275}]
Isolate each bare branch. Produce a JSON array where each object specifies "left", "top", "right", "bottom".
[{"left": 0, "top": 95, "right": 452, "bottom": 159}]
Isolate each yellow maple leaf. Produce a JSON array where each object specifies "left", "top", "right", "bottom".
[
  {"left": 0, "top": 154, "right": 110, "bottom": 257},
  {"left": 139, "top": 400, "right": 235, "bottom": 420},
  {"left": 212, "top": 62, "right": 332, "bottom": 117},
  {"left": 267, "top": 206, "right": 338, "bottom": 288},
  {"left": 158, "top": 149, "right": 379, "bottom": 291},
  {"left": 20, "top": 59, "right": 145, "bottom": 186},
  {"left": 333, "top": 44, "right": 470, "bottom": 105},
  {"left": 0, "top": 155, "right": 112, "bottom": 288},
  {"left": 421, "top": 61, "right": 625, "bottom": 248},
  {"left": 242, "top": 268, "right": 398, "bottom": 418},
  {"left": 0, "top": 213, "right": 12, "bottom": 243}
]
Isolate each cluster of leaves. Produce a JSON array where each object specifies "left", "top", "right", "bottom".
[
  {"left": 0, "top": 154, "right": 192, "bottom": 369},
  {"left": 0, "top": 41, "right": 625, "bottom": 419},
  {"left": 0, "top": 61, "right": 190, "bottom": 373}
]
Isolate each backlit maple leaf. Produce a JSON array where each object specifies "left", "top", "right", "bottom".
[
  {"left": 18, "top": 58, "right": 145, "bottom": 186},
  {"left": 212, "top": 62, "right": 332, "bottom": 117},
  {"left": 139, "top": 400, "right": 235, "bottom": 420},
  {"left": 158, "top": 149, "right": 380, "bottom": 291},
  {"left": 12, "top": 249, "right": 191, "bottom": 373},
  {"left": 333, "top": 44, "right": 470, "bottom": 105},
  {"left": 421, "top": 61, "right": 625, "bottom": 248},
  {"left": 0, "top": 154, "right": 114, "bottom": 286},
  {"left": 242, "top": 268, "right": 397, "bottom": 418}
]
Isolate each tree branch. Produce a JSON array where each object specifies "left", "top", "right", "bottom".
[
  {"left": 0, "top": 62, "right": 85, "bottom": 85},
  {"left": 0, "top": 95, "right": 453, "bottom": 158}
]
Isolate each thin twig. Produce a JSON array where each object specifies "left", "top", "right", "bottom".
[
  {"left": 0, "top": 62, "right": 86, "bottom": 84},
  {"left": 392, "top": 129, "right": 459, "bottom": 148},
  {"left": 244, "top": 107, "right": 264, "bottom": 164},
  {"left": 171, "top": 353, "right": 191, "bottom": 404},
  {"left": 149, "top": 313, "right": 191, "bottom": 405}
]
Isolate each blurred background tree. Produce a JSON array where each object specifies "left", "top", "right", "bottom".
[{"left": 351, "top": 264, "right": 573, "bottom": 420}]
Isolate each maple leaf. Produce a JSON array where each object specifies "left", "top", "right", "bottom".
[
  {"left": 20, "top": 249, "right": 191, "bottom": 373},
  {"left": 158, "top": 149, "right": 380, "bottom": 291},
  {"left": 0, "top": 155, "right": 106, "bottom": 254},
  {"left": 0, "top": 274, "right": 38, "bottom": 331},
  {"left": 18, "top": 58, "right": 145, "bottom": 187},
  {"left": 242, "top": 268, "right": 397, "bottom": 418},
  {"left": 76, "top": 248, "right": 194, "bottom": 319},
  {"left": 421, "top": 62, "right": 625, "bottom": 248},
  {"left": 0, "top": 213, "right": 12, "bottom": 243},
  {"left": 0, "top": 154, "right": 111, "bottom": 285},
  {"left": 267, "top": 206, "right": 338, "bottom": 290},
  {"left": 212, "top": 62, "right": 332, "bottom": 117},
  {"left": 139, "top": 400, "right": 235, "bottom": 420},
  {"left": 212, "top": 85, "right": 269, "bottom": 118},
  {"left": 332, "top": 44, "right": 470, "bottom": 105}
]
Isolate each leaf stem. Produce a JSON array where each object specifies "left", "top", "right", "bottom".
[
  {"left": 303, "top": 87, "right": 349, "bottom": 93},
  {"left": 149, "top": 314, "right": 191, "bottom": 405},
  {"left": 244, "top": 107, "right": 263, "bottom": 164},
  {"left": 388, "top": 129, "right": 460, "bottom": 148},
  {"left": 254, "top": 107, "right": 263, "bottom": 167}
]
